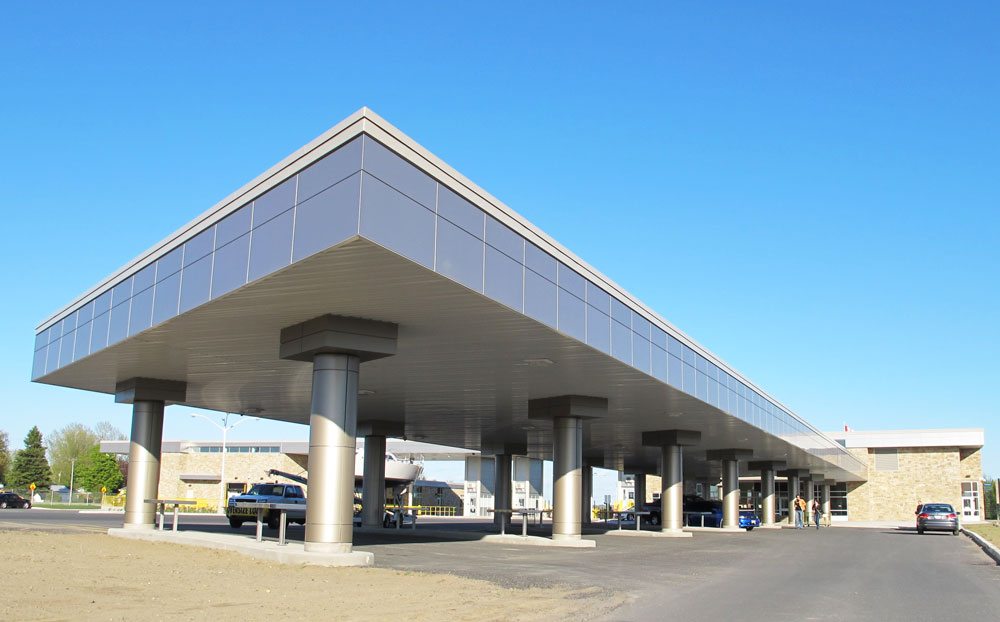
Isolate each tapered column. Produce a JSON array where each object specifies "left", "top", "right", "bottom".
[
  {"left": 581, "top": 464, "right": 593, "bottom": 524},
  {"left": 529, "top": 396, "right": 607, "bottom": 542},
  {"left": 494, "top": 454, "right": 513, "bottom": 531},
  {"left": 115, "top": 378, "right": 185, "bottom": 530},
  {"left": 643, "top": 430, "right": 701, "bottom": 535},
  {"left": 304, "top": 353, "right": 360, "bottom": 553},
  {"left": 280, "top": 315, "right": 397, "bottom": 554},
  {"left": 748, "top": 461, "right": 784, "bottom": 527},
  {"left": 361, "top": 435, "right": 387, "bottom": 528},
  {"left": 124, "top": 400, "right": 165, "bottom": 528}
]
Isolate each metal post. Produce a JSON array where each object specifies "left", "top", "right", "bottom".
[
  {"left": 581, "top": 465, "right": 593, "bottom": 525},
  {"left": 69, "top": 459, "right": 75, "bottom": 504},
  {"left": 552, "top": 416, "right": 582, "bottom": 540},
  {"left": 172, "top": 504, "right": 179, "bottom": 531},
  {"left": 788, "top": 475, "right": 800, "bottom": 525},
  {"left": 124, "top": 400, "right": 164, "bottom": 529},
  {"left": 822, "top": 483, "right": 832, "bottom": 526},
  {"left": 304, "top": 353, "right": 360, "bottom": 554},
  {"left": 278, "top": 510, "right": 288, "bottom": 546}
]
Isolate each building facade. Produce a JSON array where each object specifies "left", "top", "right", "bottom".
[{"left": 827, "top": 429, "right": 985, "bottom": 522}]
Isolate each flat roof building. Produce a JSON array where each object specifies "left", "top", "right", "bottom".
[{"left": 33, "top": 108, "right": 871, "bottom": 558}]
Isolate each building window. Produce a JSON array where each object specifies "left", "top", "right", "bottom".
[{"left": 872, "top": 448, "right": 898, "bottom": 472}]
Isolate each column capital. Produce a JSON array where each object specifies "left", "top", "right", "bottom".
[
  {"left": 114, "top": 377, "right": 186, "bottom": 404},
  {"left": 280, "top": 314, "right": 397, "bottom": 362},
  {"left": 481, "top": 441, "right": 528, "bottom": 456},
  {"left": 357, "top": 420, "right": 404, "bottom": 437},
  {"left": 705, "top": 448, "right": 753, "bottom": 461},
  {"left": 778, "top": 468, "right": 811, "bottom": 479},
  {"left": 747, "top": 460, "right": 786, "bottom": 472},
  {"left": 527, "top": 395, "right": 608, "bottom": 420},
  {"left": 821, "top": 479, "right": 838, "bottom": 486},
  {"left": 641, "top": 429, "right": 701, "bottom": 447}
]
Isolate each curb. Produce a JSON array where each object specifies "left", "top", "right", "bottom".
[{"left": 962, "top": 528, "right": 1000, "bottom": 566}]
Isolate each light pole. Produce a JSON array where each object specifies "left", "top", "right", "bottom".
[
  {"left": 69, "top": 459, "right": 75, "bottom": 504},
  {"left": 190, "top": 413, "right": 259, "bottom": 513}
]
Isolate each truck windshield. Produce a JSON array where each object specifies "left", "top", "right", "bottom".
[{"left": 248, "top": 485, "right": 284, "bottom": 496}]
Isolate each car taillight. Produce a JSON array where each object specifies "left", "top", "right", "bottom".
[
  {"left": 947, "top": 513, "right": 957, "bottom": 519},
  {"left": 918, "top": 513, "right": 930, "bottom": 519}
]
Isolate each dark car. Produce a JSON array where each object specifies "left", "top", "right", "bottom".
[
  {"left": 627, "top": 496, "right": 724, "bottom": 527},
  {"left": 916, "top": 503, "right": 960, "bottom": 535},
  {"left": 0, "top": 492, "right": 31, "bottom": 509}
]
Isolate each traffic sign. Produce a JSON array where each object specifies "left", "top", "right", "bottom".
[
  {"left": 101, "top": 486, "right": 107, "bottom": 494},
  {"left": 29, "top": 482, "right": 36, "bottom": 491}
]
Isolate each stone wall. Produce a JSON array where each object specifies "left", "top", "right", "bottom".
[
  {"left": 157, "top": 452, "right": 309, "bottom": 507},
  {"left": 845, "top": 446, "right": 982, "bottom": 521}
]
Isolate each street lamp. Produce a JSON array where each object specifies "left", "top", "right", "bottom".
[{"left": 190, "top": 412, "right": 259, "bottom": 513}]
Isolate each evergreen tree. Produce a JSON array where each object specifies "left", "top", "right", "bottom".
[
  {"left": 76, "top": 445, "right": 124, "bottom": 493},
  {"left": 0, "top": 430, "right": 11, "bottom": 486},
  {"left": 9, "top": 426, "right": 52, "bottom": 489}
]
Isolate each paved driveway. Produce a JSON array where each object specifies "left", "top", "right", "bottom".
[
  {"left": 4, "top": 510, "right": 998, "bottom": 621},
  {"left": 362, "top": 526, "right": 1000, "bottom": 621}
]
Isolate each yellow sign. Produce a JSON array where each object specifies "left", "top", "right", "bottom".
[
  {"left": 101, "top": 487, "right": 107, "bottom": 494},
  {"left": 29, "top": 482, "right": 36, "bottom": 491}
]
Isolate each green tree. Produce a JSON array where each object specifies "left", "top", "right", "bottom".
[
  {"left": 0, "top": 430, "right": 11, "bottom": 486},
  {"left": 0, "top": 430, "right": 10, "bottom": 484},
  {"left": 9, "top": 426, "right": 52, "bottom": 489},
  {"left": 76, "top": 445, "right": 124, "bottom": 493},
  {"left": 47, "top": 423, "right": 98, "bottom": 487},
  {"left": 93, "top": 421, "right": 125, "bottom": 441}
]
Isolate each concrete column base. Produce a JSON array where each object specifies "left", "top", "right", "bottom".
[
  {"left": 304, "top": 541, "right": 354, "bottom": 554},
  {"left": 121, "top": 523, "right": 155, "bottom": 531},
  {"left": 606, "top": 528, "right": 692, "bottom": 538}
]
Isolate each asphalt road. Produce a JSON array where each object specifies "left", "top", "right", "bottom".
[{"left": 4, "top": 509, "right": 998, "bottom": 621}]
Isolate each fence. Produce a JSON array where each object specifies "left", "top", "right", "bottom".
[
  {"left": 100, "top": 494, "right": 219, "bottom": 512},
  {"left": 387, "top": 505, "right": 457, "bottom": 517},
  {"left": 0, "top": 488, "right": 101, "bottom": 507}
]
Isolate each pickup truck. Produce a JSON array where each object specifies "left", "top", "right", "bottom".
[{"left": 225, "top": 483, "right": 307, "bottom": 530}]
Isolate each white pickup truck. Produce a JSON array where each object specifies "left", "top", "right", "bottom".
[{"left": 225, "top": 483, "right": 307, "bottom": 530}]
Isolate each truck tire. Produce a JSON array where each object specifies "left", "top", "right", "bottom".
[
  {"left": 229, "top": 518, "right": 243, "bottom": 529},
  {"left": 267, "top": 516, "right": 279, "bottom": 530}
]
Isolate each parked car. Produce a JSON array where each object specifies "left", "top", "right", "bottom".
[
  {"left": 626, "top": 496, "right": 724, "bottom": 527},
  {"left": 739, "top": 509, "right": 760, "bottom": 531},
  {"left": 226, "top": 483, "right": 306, "bottom": 529},
  {"left": 0, "top": 492, "right": 31, "bottom": 509},
  {"left": 916, "top": 503, "right": 960, "bottom": 535}
]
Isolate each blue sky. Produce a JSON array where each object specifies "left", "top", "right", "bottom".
[{"left": 1, "top": 3, "right": 997, "bottom": 492}]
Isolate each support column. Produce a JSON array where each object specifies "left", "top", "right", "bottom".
[
  {"left": 822, "top": 480, "right": 834, "bottom": 525},
  {"left": 115, "top": 378, "right": 185, "bottom": 530},
  {"left": 358, "top": 421, "right": 403, "bottom": 529},
  {"left": 552, "top": 416, "right": 582, "bottom": 539},
  {"left": 707, "top": 448, "right": 753, "bottom": 531},
  {"left": 280, "top": 314, "right": 397, "bottom": 557},
  {"left": 643, "top": 429, "right": 701, "bottom": 536},
  {"left": 529, "top": 396, "right": 607, "bottom": 542},
  {"left": 494, "top": 453, "right": 513, "bottom": 531},
  {"left": 303, "top": 353, "right": 360, "bottom": 553},
  {"left": 361, "top": 435, "right": 386, "bottom": 528},
  {"left": 804, "top": 477, "right": 815, "bottom": 526},
  {"left": 633, "top": 473, "right": 646, "bottom": 511},
  {"left": 722, "top": 459, "right": 739, "bottom": 528},
  {"left": 779, "top": 469, "right": 809, "bottom": 527},
  {"left": 581, "top": 464, "right": 593, "bottom": 525},
  {"left": 123, "top": 400, "right": 165, "bottom": 528},
  {"left": 748, "top": 461, "right": 785, "bottom": 528}
]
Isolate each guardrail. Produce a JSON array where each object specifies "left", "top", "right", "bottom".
[
  {"left": 101, "top": 494, "right": 218, "bottom": 512},
  {"left": 388, "top": 505, "right": 457, "bottom": 517}
]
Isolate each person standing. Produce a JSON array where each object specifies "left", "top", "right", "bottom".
[
  {"left": 812, "top": 498, "right": 822, "bottom": 529},
  {"left": 794, "top": 494, "right": 805, "bottom": 528}
]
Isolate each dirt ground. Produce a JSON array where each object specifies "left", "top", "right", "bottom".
[{"left": 1, "top": 531, "right": 619, "bottom": 621}]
